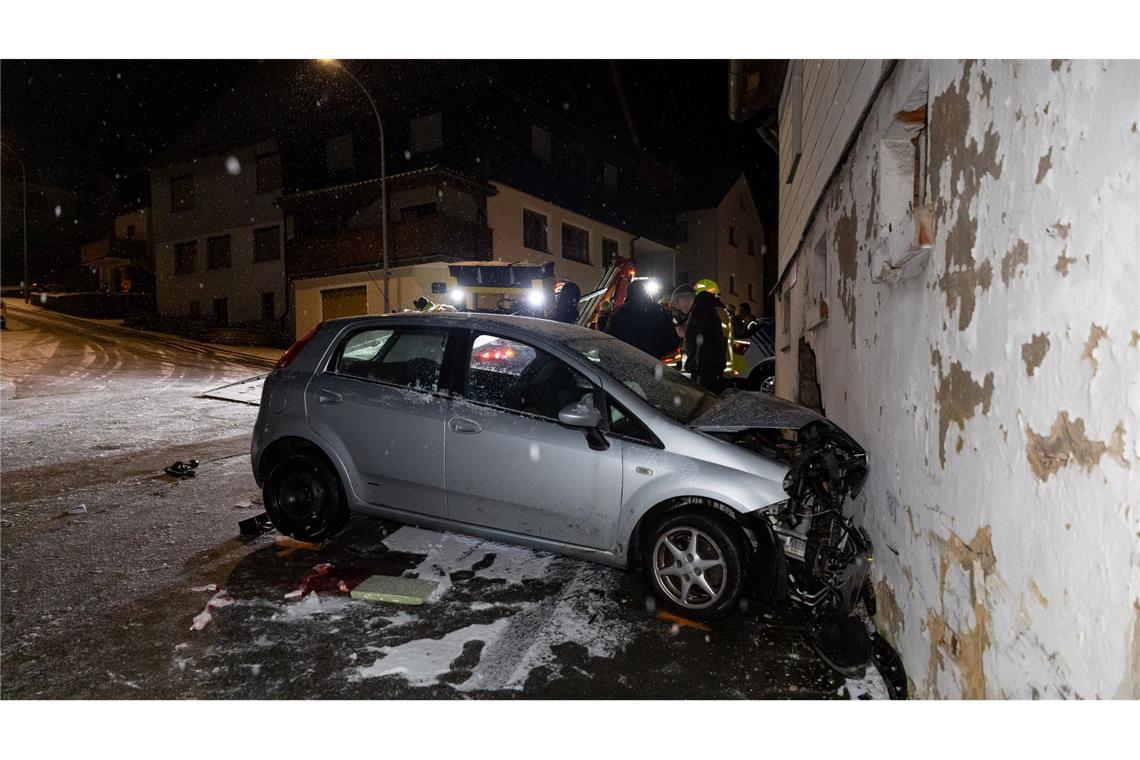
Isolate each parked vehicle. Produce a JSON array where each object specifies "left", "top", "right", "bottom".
[{"left": 252, "top": 312, "right": 871, "bottom": 621}]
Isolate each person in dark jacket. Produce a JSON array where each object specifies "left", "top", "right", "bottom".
[
  {"left": 605, "top": 280, "right": 680, "bottom": 359},
  {"left": 547, "top": 281, "right": 581, "bottom": 323},
  {"left": 685, "top": 290, "right": 727, "bottom": 393}
]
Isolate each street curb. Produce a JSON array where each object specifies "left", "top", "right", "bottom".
[{"left": 3, "top": 301, "right": 280, "bottom": 370}]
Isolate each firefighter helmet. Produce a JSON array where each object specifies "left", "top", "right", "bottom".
[{"left": 693, "top": 278, "right": 720, "bottom": 296}]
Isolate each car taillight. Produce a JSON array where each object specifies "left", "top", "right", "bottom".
[
  {"left": 276, "top": 323, "right": 321, "bottom": 370},
  {"left": 732, "top": 340, "right": 750, "bottom": 355}
]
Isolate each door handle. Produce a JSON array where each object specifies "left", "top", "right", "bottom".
[
  {"left": 448, "top": 416, "right": 482, "bottom": 434},
  {"left": 317, "top": 390, "right": 343, "bottom": 405}
]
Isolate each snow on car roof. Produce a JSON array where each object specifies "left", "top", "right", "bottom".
[{"left": 327, "top": 311, "right": 614, "bottom": 346}]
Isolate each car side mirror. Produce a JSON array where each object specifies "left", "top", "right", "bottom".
[{"left": 558, "top": 401, "right": 602, "bottom": 429}]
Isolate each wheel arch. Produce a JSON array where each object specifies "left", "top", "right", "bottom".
[
  {"left": 628, "top": 496, "right": 754, "bottom": 571},
  {"left": 257, "top": 435, "right": 344, "bottom": 492}
]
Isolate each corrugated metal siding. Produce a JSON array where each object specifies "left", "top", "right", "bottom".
[{"left": 778, "top": 60, "right": 888, "bottom": 273}]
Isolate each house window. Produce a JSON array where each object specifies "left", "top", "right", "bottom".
[
  {"left": 174, "top": 241, "right": 197, "bottom": 274},
  {"left": 410, "top": 112, "right": 443, "bottom": 153},
  {"left": 566, "top": 139, "right": 592, "bottom": 181},
  {"left": 206, "top": 235, "right": 232, "bottom": 270},
  {"left": 523, "top": 209, "right": 549, "bottom": 253},
  {"left": 602, "top": 237, "right": 619, "bottom": 268},
  {"left": 739, "top": 192, "right": 745, "bottom": 210},
  {"left": 784, "top": 60, "right": 803, "bottom": 185},
  {"left": 729, "top": 274, "right": 737, "bottom": 296},
  {"left": 747, "top": 236, "right": 755, "bottom": 256},
  {"left": 729, "top": 225, "right": 738, "bottom": 247},
  {"left": 170, "top": 174, "right": 194, "bottom": 212},
  {"left": 126, "top": 224, "right": 136, "bottom": 240},
  {"left": 604, "top": 161, "right": 619, "bottom": 195},
  {"left": 912, "top": 115, "right": 929, "bottom": 209},
  {"left": 261, "top": 291, "right": 276, "bottom": 321},
  {"left": 531, "top": 125, "right": 552, "bottom": 164},
  {"left": 400, "top": 202, "right": 438, "bottom": 220},
  {"left": 254, "top": 226, "right": 281, "bottom": 262},
  {"left": 326, "top": 135, "right": 354, "bottom": 174},
  {"left": 256, "top": 152, "right": 282, "bottom": 192},
  {"left": 561, "top": 223, "right": 589, "bottom": 264},
  {"left": 810, "top": 235, "right": 828, "bottom": 325},
  {"left": 747, "top": 283, "right": 755, "bottom": 301}
]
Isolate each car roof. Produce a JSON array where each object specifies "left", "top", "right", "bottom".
[{"left": 324, "top": 311, "right": 606, "bottom": 347}]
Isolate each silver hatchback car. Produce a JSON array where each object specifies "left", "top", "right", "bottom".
[{"left": 252, "top": 312, "right": 870, "bottom": 620}]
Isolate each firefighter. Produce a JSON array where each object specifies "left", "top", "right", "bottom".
[
  {"left": 548, "top": 281, "right": 581, "bottom": 323},
  {"left": 686, "top": 279, "right": 728, "bottom": 393},
  {"left": 605, "top": 280, "right": 680, "bottom": 359}
]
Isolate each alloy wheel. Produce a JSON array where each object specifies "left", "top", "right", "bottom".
[{"left": 652, "top": 527, "right": 728, "bottom": 609}]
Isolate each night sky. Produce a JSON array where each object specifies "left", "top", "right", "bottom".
[{"left": 0, "top": 59, "right": 775, "bottom": 284}]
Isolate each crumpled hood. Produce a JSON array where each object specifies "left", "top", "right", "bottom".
[{"left": 688, "top": 390, "right": 827, "bottom": 432}]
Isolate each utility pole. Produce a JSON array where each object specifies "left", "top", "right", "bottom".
[{"left": 1, "top": 141, "right": 29, "bottom": 303}]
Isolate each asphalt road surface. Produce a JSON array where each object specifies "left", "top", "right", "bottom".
[{"left": 1, "top": 305, "right": 888, "bottom": 699}]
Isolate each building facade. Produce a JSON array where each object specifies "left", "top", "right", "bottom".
[
  {"left": 151, "top": 139, "right": 286, "bottom": 326},
  {"left": 80, "top": 208, "right": 153, "bottom": 293},
  {"left": 674, "top": 173, "right": 765, "bottom": 313},
  {"left": 150, "top": 62, "right": 677, "bottom": 340},
  {"left": 775, "top": 59, "right": 1139, "bottom": 697}
]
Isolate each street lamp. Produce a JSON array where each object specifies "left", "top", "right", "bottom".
[
  {"left": 319, "top": 59, "right": 390, "bottom": 313},
  {"left": 0, "top": 141, "right": 29, "bottom": 304}
]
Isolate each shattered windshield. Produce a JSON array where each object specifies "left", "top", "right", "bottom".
[{"left": 562, "top": 333, "right": 716, "bottom": 424}]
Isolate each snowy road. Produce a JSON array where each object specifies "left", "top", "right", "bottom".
[{"left": 1, "top": 306, "right": 887, "bottom": 699}]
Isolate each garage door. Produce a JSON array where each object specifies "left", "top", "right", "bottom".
[{"left": 321, "top": 285, "right": 368, "bottom": 321}]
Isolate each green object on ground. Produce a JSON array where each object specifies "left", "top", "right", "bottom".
[{"left": 350, "top": 575, "right": 439, "bottom": 605}]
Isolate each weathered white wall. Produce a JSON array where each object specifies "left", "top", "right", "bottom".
[
  {"left": 778, "top": 60, "right": 887, "bottom": 274},
  {"left": 777, "top": 59, "right": 1140, "bottom": 698}
]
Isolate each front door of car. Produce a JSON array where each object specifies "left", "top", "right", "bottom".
[
  {"left": 306, "top": 324, "right": 451, "bottom": 518},
  {"left": 444, "top": 333, "right": 623, "bottom": 551}
]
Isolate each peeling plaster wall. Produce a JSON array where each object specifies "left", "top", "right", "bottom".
[{"left": 776, "top": 60, "right": 1140, "bottom": 698}]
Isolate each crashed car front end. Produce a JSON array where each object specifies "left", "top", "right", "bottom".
[{"left": 690, "top": 392, "right": 872, "bottom": 621}]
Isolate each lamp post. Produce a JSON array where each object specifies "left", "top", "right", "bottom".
[
  {"left": 320, "top": 59, "right": 390, "bottom": 313},
  {"left": 0, "top": 141, "right": 29, "bottom": 304}
]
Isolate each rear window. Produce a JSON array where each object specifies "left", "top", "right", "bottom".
[{"left": 333, "top": 327, "right": 448, "bottom": 392}]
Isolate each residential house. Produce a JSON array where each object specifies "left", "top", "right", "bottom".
[
  {"left": 673, "top": 172, "right": 766, "bottom": 313},
  {"left": 772, "top": 59, "right": 1139, "bottom": 698},
  {"left": 151, "top": 139, "right": 286, "bottom": 326},
  {"left": 150, "top": 62, "right": 677, "bottom": 339},
  {"left": 79, "top": 208, "right": 153, "bottom": 293}
]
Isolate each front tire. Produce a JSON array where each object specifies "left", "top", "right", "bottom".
[
  {"left": 642, "top": 510, "right": 747, "bottom": 620},
  {"left": 263, "top": 453, "right": 348, "bottom": 541}
]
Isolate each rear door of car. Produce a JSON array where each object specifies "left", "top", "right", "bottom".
[
  {"left": 306, "top": 322, "right": 451, "bottom": 517},
  {"left": 444, "top": 331, "right": 624, "bottom": 550}
]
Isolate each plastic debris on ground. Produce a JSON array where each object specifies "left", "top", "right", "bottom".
[
  {"left": 238, "top": 512, "right": 273, "bottom": 536},
  {"left": 284, "top": 562, "right": 372, "bottom": 599},
  {"left": 273, "top": 536, "right": 323, "bottom": 557},
  {"left": 67, "top": 504, "right": 87, "bottom": 515},
  {"left": 656, "top": 609, "right": 711, "bottom": 632},
  {"left": 189, "top": 589, "right": 235, "bottom": 631},
  {"left": 350, "top": 574, "right": 440, "bottom": 606}
]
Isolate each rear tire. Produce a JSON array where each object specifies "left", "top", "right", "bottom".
[
  {"left": 263, "top": 453, "right": 348, "bottom": 541},
  {"left": 642, "top": 509, "right": 747, "bottom": 620}
]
